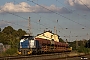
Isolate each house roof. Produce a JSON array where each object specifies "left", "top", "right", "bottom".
[{"left": 36, "top": 30, "right": 60, "bottom": 37}]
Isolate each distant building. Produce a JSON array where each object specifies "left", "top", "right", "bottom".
[
  {"left": 0, "top": 43, "right": 4, "bottom": 53},
  {"left": 35, "top": 30, "right": 60, "bottom": 42}
]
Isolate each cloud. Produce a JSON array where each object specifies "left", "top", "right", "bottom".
[
  {"left": 66, "top": 0, "right": 90, "bottom": 11},
  {"left": 0, "top": 2, "right": 70, "bottom": 13}
]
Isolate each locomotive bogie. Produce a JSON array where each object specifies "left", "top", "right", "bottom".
[{"left": 18, "top": 48, "right": 32, "bottom": 55}]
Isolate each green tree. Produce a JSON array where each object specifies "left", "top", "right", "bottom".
[
  {"left": 0, "top": 26, "right": 27, "bottom": 56},
  {"left": 17, "top": 29, "right": 26, "bottom": 38},
  {"left": 59, "top": 38, "right": 65, "bottom": 42},
  {"left": 2, "top": 26, "right": 15, "bottom": 35},
  {"left": 68, "top": 41, "right": 76, "bottom": 50},
  {"left": 0, "top": 32, "right": 9, "bottom": 44},
  {"left": 85, "top": 39, "right": 90, "bottom": 48},
  {"left": 78, "top": 46, "right": 90, "bottom": 54}
]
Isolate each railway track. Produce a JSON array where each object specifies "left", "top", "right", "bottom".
[
  {"left": 0, "top": 52, "right": 87, "bottom": 60},
  {"left": 0, "top": 53, "right": 59, "bottom": 60}
]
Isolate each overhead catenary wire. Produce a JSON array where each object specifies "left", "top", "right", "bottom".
[
  {"left": 1, "top": 20, "right": 27, "bottom": 28},
  {"left": 0, "top": 20, "right": 42, "bottom": 32},
  {"left": 6, "top": 1, "right": 90, "bottom": 34},
  {"left": 56, "top": 0, "right": 72, "bottom": 13},
  {"left": 27, "top": 0, "right": 90, "bottom": 29},
  {"left": 26, "top": 0, "right": 90, "bottom": 40},
  {"left": 56, "top": 0, "right": 90, "bottom": 12},
  {"left": 79, "top": 0, "right": 90, "bottom": 11},
  {"left": 56, "top": 0, "right": 90, "bottom": 22},
  {"left": 1, "top": 20, "right": 67, "bottom": 38},
  {"left": 0, "top": 1, "right": 50, "bottom": 30},
  {"left": 9, "top": 0, "right": 90, "bottom": 30},
  {"left": 30, "top": 0, "right": 88, "bottom": 31},
  {"left": 0, "top": 7, "right": 54, "bottom": 32},
  {"left": 0, "top": 19, "right": 88, "bottom": 39},
  {"left": 13, "top": 0, "right": 64, "bottom": 31},
  {"left": 0, "top": 0, "right": 89, "bottom": 40},
  {"left": 0, "top": 8, "right": 59, "bottom": 37}
]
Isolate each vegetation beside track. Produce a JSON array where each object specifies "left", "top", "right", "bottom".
[
  {"left": 0, "top": 26, "right": 90, "bottom": 56},
  {"left": 0, "top": 52, "right": 90, "bottom": 60}
]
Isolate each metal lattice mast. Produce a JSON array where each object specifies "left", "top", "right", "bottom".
[{"left": 28, "top": 17, "right": 31, "bottom": 36}]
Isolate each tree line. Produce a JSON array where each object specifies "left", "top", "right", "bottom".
[
  {"left": 0, "top": 26, "right": 90, "bottom": 55},
  {"left": 0, "top": 26, "right": 26, "bottom": 48}
]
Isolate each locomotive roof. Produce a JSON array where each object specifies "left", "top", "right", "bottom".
[{"left": 21, "top": 35, "right": 34, "bottom": 39}]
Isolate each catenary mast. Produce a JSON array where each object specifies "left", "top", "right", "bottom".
[{"left": 28, "top": 17, "right": 31, "bottom": 36}]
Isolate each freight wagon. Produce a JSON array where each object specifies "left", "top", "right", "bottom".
[
  {"left": 18, "top": 35, "right": 72, "bottom": 55},
  {"left": 35, "top": 38, "right": 72, "bottom": 53}
]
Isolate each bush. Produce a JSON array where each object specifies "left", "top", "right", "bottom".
[
  {"left": 77, "top": 46, "right": 90, "bottom": 54},
  {"left": 2, "top": 48, "right": 17, "bottom": 56}
]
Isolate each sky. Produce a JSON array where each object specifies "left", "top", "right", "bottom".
[{"left": 0, "top": 0, "right": 90, "bottom": 41}]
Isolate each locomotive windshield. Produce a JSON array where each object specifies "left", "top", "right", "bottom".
[
  {"left": 19, "top": 35, "right": 35, "bottom": 48},
  {"left": 21, "top": 36, "right": 34, "bottom": 40}
]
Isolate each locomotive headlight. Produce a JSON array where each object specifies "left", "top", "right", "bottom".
[
  {"left": 28, "top": 50, "right": 32, "bottom": 54},
  {"left": 18, "top": 51, "right": 21, "bottom": 55}
]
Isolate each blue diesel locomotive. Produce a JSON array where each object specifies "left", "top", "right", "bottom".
[{"left": 18, "top": 35, "right": 41, "bottom": 55}]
